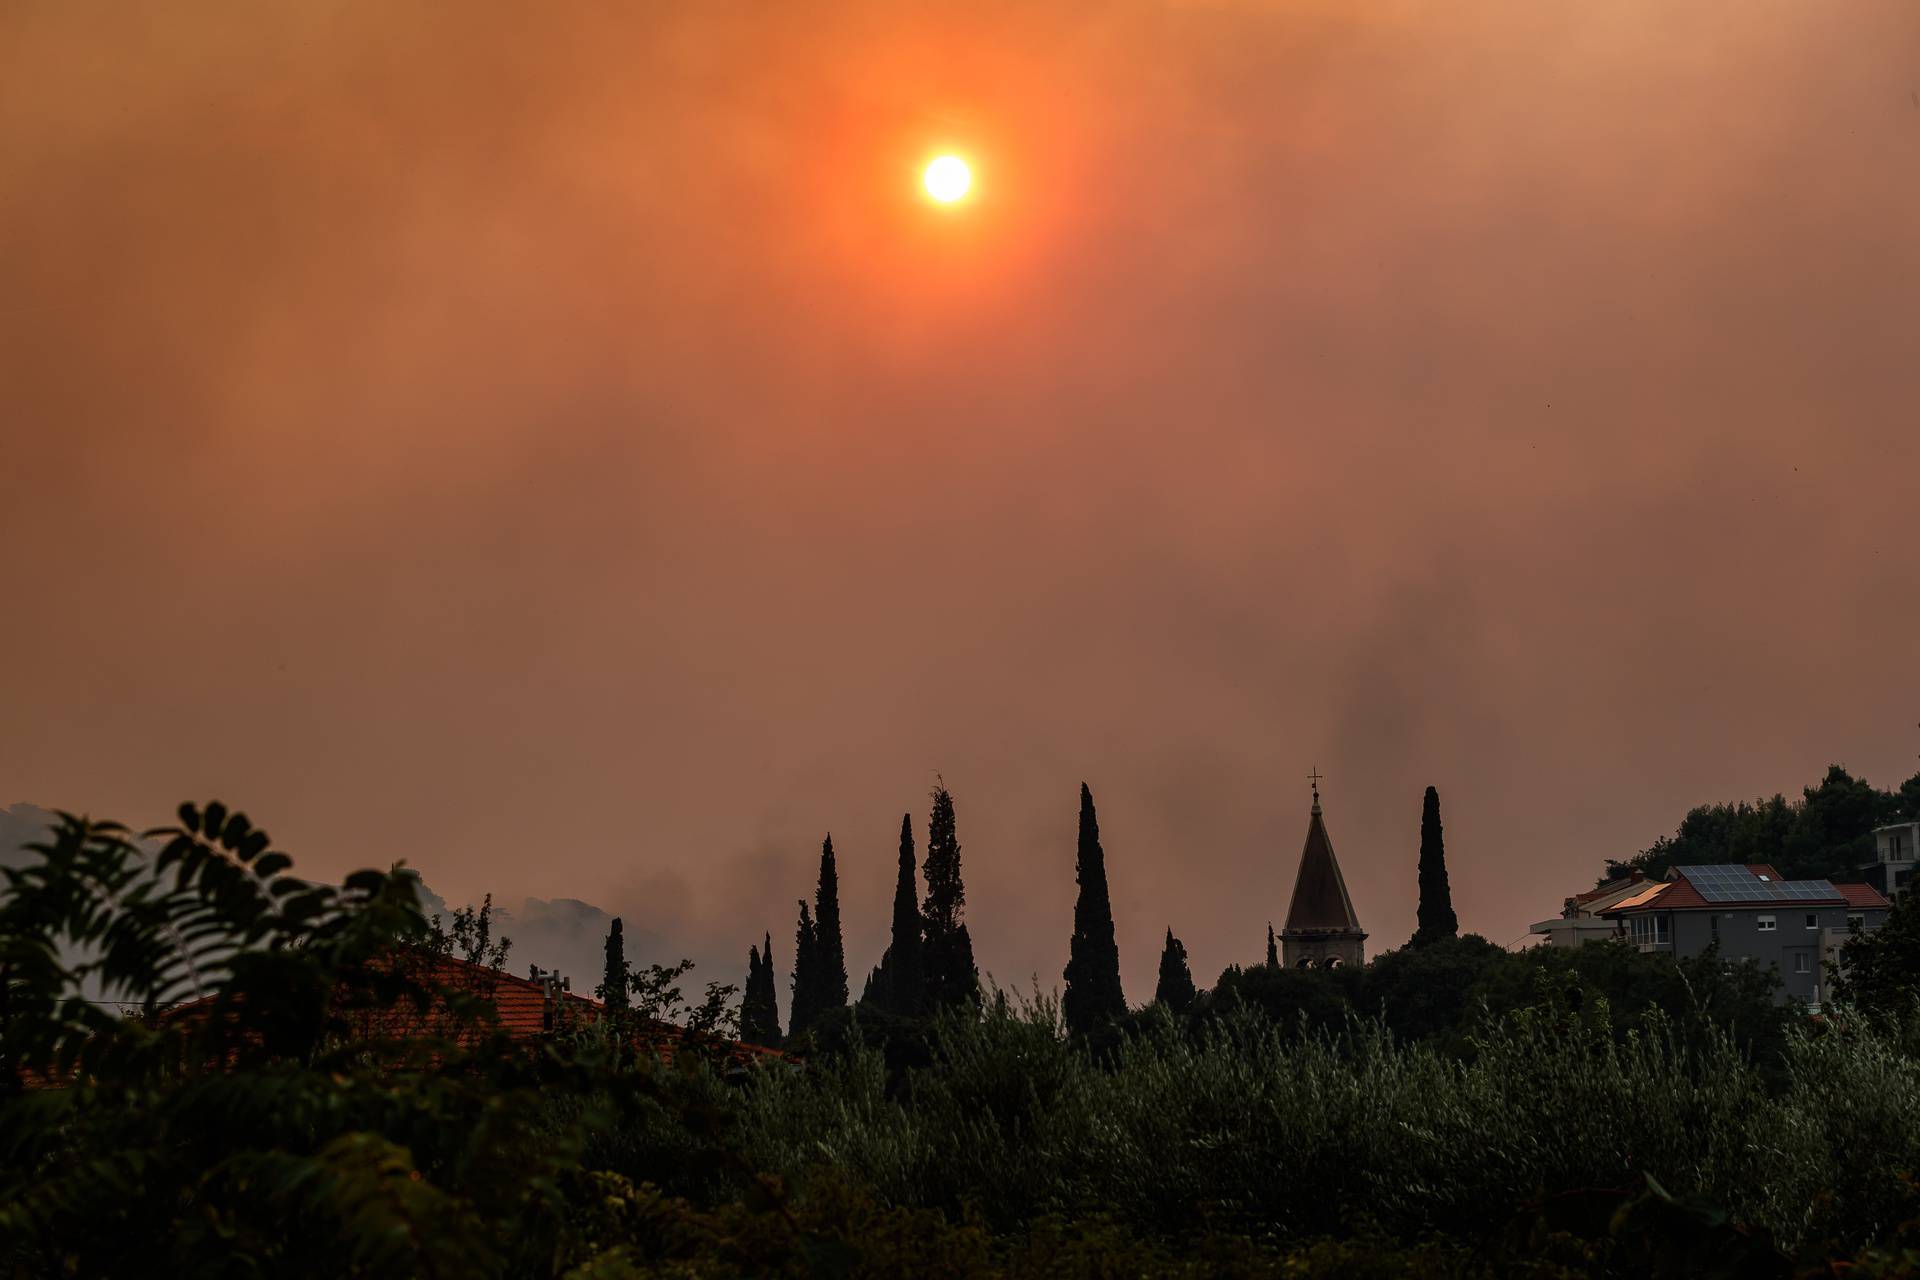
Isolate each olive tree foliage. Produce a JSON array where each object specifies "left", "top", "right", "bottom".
[
  {"left": 1831, "top": 888, "right": 1920, "bottom": 1025},
  {"left": 735, "top": 989, "right": 1920, "bottom": 1255},
  {"left": 629, "top": 956, "right": 740, "bottom": 1039},
  {"left": 0, "top": 803, "right": 729, "bottom": 1278},
  {"left": 432, "top": 891, "right": 513, "bottom": 971}
]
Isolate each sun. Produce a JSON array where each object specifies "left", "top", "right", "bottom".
[{"left": 923, "top": 155, "right": 971, "bottom": 203}]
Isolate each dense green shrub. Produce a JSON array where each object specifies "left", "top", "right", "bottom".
[
  {"left": 0, "top": 808, "right": 743, "bottom": 1277},
  {"left": 736, "top": 994, "right": 1920, "bottom": 1255},
  {"left": 1201, "top": 934, "right": 1793, "bottom": 1069}
]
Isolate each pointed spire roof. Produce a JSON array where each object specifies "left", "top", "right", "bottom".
[{"left": 1283, "top": 786, "right": 1363, "bottom": 934}]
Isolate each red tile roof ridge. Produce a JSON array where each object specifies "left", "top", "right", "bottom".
[
  {"left": 155, "top": 947, "right": 787, "bottom": 1063},
  {"left": 1837, "top": 883, "right": 1891, "bottom": 909}
]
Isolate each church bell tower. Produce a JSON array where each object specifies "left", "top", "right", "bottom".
[{"left": 1280, "top": 772, "right": 1367, "bottom": 969}]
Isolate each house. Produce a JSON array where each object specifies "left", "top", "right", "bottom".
[
  {"left": 20, "top": 951, "right": 783, "bottom": 1092},
  {"left": 175, "top": 950, "right": 785, "bottom": 1072},
  {"left": 1857, "top": 820, "right": 1918, "bottom": 898},
  {"left": 357, "top": 952, "right": 787, "bottom": 1069},
  {"left": 1598, "top": 864, "right": 1890, "bottom": 1007},
  {"left": 1528, "top": 870, "right": 1656, "bottom": 948}
]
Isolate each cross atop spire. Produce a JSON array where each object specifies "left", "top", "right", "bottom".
[{"left": 1307, "top": 766, "right": 1324, "bottom": 812}]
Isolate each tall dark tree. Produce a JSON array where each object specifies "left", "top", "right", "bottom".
[
  {"left": 1414, "top": 786, "right": 1459, "bottom": 945},
  {"left": 598, "top": 917, "right": 630, "bottom": 1011},
  {"left": 742, "top": 944, "right": 763, "bottom": 1035},
  {"left": 813, "top": 835, "right": 849, "bottom": 1015},
  {"left": 921, "top": 779, "right": 978, "bottom": 1007},
  {"left": 760, "top": 932, "right": 779, "bottom": 1043},
  {"left": 740, "top": 933, "right": 781, "bottom": 1047},
  {"left": 1898, "top": 770, "right": 1920, "bottom": 822},
  {"left": 1063, "top": 783, "right": 1126, "bottom": 1037},
  {"left": 1830, "top": 889, "right": 1920, "bottom": 1018},
  {"left": 1154, "top": 928, "right": 1196, "bottom": 1013},
  {"left": 882, "top": 811, "right": 924, "bottom": 1016},
  {"left": 1266, "top": 922, "right": 1278, "bottom": 968},
  {"left": 789, "top": 900, "right": 817, "bottom": 1039}
]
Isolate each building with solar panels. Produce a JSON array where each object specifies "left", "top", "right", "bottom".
[{"left": 1599, "top": 864, "right": 1890, "bottom": 1008}]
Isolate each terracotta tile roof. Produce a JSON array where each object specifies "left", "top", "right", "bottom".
[
  {"left": 161, "top": 949, "right": 785, "bottom": 1070},
  {"left": 1837, "top": 883, "right": 1891, "bottom": 909}
]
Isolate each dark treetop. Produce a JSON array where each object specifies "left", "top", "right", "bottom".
[
  {"left": 812, "top": 834, "right": 848, "bottom": 1013},
  {"left": 789, "top": 900, "right": 817, "bottom": 1039},
  {"left": 1414, "top": 785, "right": 1459, "bottom": 945},
  {"left": 882, "top": 811, "right": 924, "bottom": 1016},
  {"left": 1063, "top": 782, "right": 1126, "bottom": 1036},
  {"left": 599, "top": 916, "right": 630, "bottom": 1011},
  {"left": 1154, "top": 927, "right": 1197, "bottom": 1013},
  {"left": 740, "top": 932, "right": 781, "bottom": 1047},
  {"left": 921, "top": 781, "right": 978, "bottom": 1008}
]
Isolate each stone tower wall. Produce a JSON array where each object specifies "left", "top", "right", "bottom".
[{"left": 1280, "top": 930, "right": 1365, "bottom": 970}]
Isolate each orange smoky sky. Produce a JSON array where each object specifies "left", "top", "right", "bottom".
[{"left": 2, "top": 1, "right": 1917, "bottom": 998}]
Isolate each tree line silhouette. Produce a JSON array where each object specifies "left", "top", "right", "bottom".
[
  {"left": 592, "top": 760, "right": 1920, "bottom": 1048},
  {"left": 691, "top": 775, "right": 1464, "bottom": 1048}
]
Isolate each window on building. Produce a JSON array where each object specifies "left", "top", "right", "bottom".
[
  {"left": 1710, "top": 916, "right": 1720, "bottom": 942},
  {"left": 1629, "top": 915, "right": 1670, "bottom": 946},
  {"left": 1893, "top": 833, "right": 1909, "bottom": 859},
  {"left": 1899, "top": 868, "right": 1913, "bottom": 890},
  {"left": 1805, "top": 914, "right": 1818, "bottom": 930},
  {"left": 1847, "top": 913, "right": 1865, "bottom": 933},
  {"left": 1794, "top": 953, "right": 1811, "bottom": 974},
  {"left": 1757, "top": 916, "right": 1776, "bottom": 932}
]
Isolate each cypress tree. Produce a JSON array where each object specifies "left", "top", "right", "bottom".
[
  {"left": 1154, "top": 928, "right": 1196, "bottom": 1013},
  {"left": 1266, "top": 922, "right": 1278, "bottom": 968},
  {"left": 813, "top": 835, "right": 849, "bottom": 1015},
  {"left": 742, "top": 944, "right": 764, "bottom": 1040},
  {"left": 790, "top": 900, "right": 816, "bottom": 1039},
  {"left": 921, "top": 780, "right": 978, "bottom": 1007},
  {"left": 760, "top": 931, "right": 781, "bottom": 1046},
  {"left": 1063, "top": 783, "right": 1126, "bottom": 1037},
  {"left": 598, "top": 917, "right": 630, "bottom": 1011},
  {"left": 740, "top": 933, "right": 782, "bottom": 1047},
  {"left": 884, "top": 812, "right": 924, "bottom": 1016},
  {"left": 1414, "top": 785, "right": 1459, "bottom": 945}
]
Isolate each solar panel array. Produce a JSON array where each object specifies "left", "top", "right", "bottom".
[{"left": 1674, "top": 865, "right": 1844, "bottom": 903}]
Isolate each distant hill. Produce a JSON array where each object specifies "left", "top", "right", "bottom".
[
  {"left": 1, "top": 802, "right": 61, "bottom": 870},
  {"left": 418, "top": 889, "right": 654, "bottom": 996}
]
